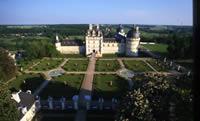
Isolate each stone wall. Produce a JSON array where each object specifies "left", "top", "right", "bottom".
[
  {"left": 56, "top": 45, "right": 85, "bottom": 54},
  {"left": 102, "top": 43, "right": 125, "bottom": 54}
]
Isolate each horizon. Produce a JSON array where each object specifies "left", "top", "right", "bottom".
[{"left": 0, "top": 0, "right": 192, "bottom": 26}]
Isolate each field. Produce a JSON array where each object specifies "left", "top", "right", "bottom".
[
  {"left": 123, "top": 60, "right": 153, "bottom": 72},
  {"left": 39, "top": 74, "right": 84, "bottom": 99},
  {"left": 95, "top": 60, "right": 120, "bottom": 72},
  {"left": 9, "top": 73, "right": 45, "bottom": 93},
  {"left": 62, "top": 59, "right": 88, "bottom": 71},
  {"left": 92, "top": 74, "right": 128, "bottom": 99},
  {"left": 30, "top": 58, "right": 63, "bottom": 71},
  {"left": 142, "top": 43, "right": 168, "bottom": 56}
]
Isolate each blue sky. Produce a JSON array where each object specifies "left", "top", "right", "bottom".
[{"left": 0, "top": 0, "right": 192, "bottom": 25}]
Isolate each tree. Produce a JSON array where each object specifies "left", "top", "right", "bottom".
[
  {"left": 0, "top": 89, "right": 19, "bottom": 121},
  {"left": 0, "top": 47, "right": 17, "bottom": 82},
  {"left": 116, "top": 89, "right": 155, "bottom": 121}
]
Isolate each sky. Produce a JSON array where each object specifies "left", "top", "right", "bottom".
[{"left": 0, "top": 0, "right": 192, "bottom": 25}]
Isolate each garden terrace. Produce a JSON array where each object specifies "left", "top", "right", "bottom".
[
  {"left": 30, "top": 58, "right": 63, "bottom": 71},
  {"left": 123, "top": 60, "right": 153, "bottom": 72},
  {"left": 95, "top": 59, "right": 120, "bottom": 72},
  {"left": 92, "top": 74, "right": 128, "bottom": 100},
  {"left": 62, "top": 59, "right": 89, "bottom": 71},
  {"left": 39, "top": 74, "right": 84, "bottom": 99},
  {"left": 17, "top": 59, "right": 40, "bottom": 70},
  {"left": 9, "top": 73, "right": 45, "bottom": 93},
  {"left": 146, "top": 59, "right": 169, "bottom": 72}
]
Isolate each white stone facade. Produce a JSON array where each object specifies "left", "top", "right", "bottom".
[{"left": 55, "top": 24, "right": 140, "bottom": 57}]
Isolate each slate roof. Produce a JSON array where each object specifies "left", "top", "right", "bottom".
[{"left": 61, "top": 39, "right": 84, "bottom": 46}]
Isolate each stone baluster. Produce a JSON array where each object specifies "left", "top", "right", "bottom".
[
  {"left": 72, "top": 95, "right": 79, "bottom": 110},
  {"left": 48, "top": 96, "right": 53, "bottom": 109}
]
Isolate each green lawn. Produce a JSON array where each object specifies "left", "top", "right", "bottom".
[
  {"left": 146, "top": 59, "right": 169, "bottom": 72},
  {"left": 63, "top": 60, "right": 88, "bottom": 71},
  {"left": 30, "top": 58, "right": 63, "bottom": 71},
  {"left": 102, "top": 53, "right": 125, "bottom": 58},
  {"left": 39, "top": 74, "right": 84, "bottom": 99},
  {"left": 62, "top": 54, "right": 86, "bottom": 58},
  {"left": 17, "top": 59, "right": 41, "bottom": 70},
  {"left": 95, "top": 60, "right": 120, "bottom": 72},
  {"left": 123, "top": 60, "right": 153, "bottom": 72},
  {"left": 9, "top": 73, "right": 45, "bottom": 93},
  {"left": 93, "top": 74, "right": 128, "bottom": 99},
  {"left": 142, "top": 43, "right": 168, "bottom": 56}
]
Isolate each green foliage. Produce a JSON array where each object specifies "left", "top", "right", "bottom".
[
  {"left": 24, "top": 40, "right": 61, "bottom": 59},
  {"left": 116, "top": 74, "right": 193, "bottom": 121},
  {"left": 63, "top": 60, "right": 88, "bottom": 71},
  {"left": 167, "top": 34, "right": 192, "bottom": 59},
  {"left": 0, "top": 48, "right": 17, "bottom": 83},
  {"left": 0, "top": 89, "right": 19, "bottom": 121}
]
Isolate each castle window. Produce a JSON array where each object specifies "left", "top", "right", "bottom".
[{"left": 112, "top": 44, "right": 114, "bottom": 47}]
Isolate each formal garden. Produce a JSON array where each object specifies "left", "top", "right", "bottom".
[
  {"left": 8, "top": 73, "right": 45, "bottom": 93},
  {"left": 62, "top": 59, "right": 89, "bottom": 71},
  {"left": 95, "top": 60, "right": 121, "bottom": 72},
  {"left": 146, "top": 59, "right": 169, "bottom": 71},
  {"left": 123, "top": 60, "right": 153, "bottom": 72},
  {"left": 30, "top": 58, "right": 64, "bottom": 71},
  {"left": 92, "top": 74, "right": 128, "bottom": 99},
  {"left": 39, "top": 74, "right": 84, "bottom": 99}
]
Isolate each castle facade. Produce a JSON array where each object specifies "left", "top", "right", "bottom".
[{"left": 55, "top": 24, "right": 140, "bottom": 57}]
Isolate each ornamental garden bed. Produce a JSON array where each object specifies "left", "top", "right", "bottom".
[
  {"left": 95, "top": 60, "right": 120, "bottom": 72},
  {"left": 39, "top": 74, "right": 84, "bottom": 99},
  {"left": 62, "top": 59, "right": 89, "bottom": 71}
]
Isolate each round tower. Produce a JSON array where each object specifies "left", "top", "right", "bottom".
[{"left": 126, "top": 25, "right": 140, "bottom": 56}]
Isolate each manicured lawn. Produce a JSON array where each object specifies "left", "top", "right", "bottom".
[
  {"left": 102, "top": 53, "right": 125, "bottom": 58},
  {"left": 9, "top": 73, "right": 45, "bottom": 93},
  {"left": 93, "top": 74, "right": 128, "bottom": 99},
  {"left": 39, "top": 74, "right": 84, "bottom": 99},
  {"left": 95, "top": 60, "right": 120, "bottom": 72},
  {"left": 123, "top": 60, "right": 153, "bottom": 72},
  {"left": 142, "top": 43, "right": 168, "bottom": 56},
  {"left": 62, "top": 60, "right": 88, "bottom": 71},
  {"left": 30, "top": 58, "right": 63, "bottom": 71},
  {"left": 17, "top": 59, "right": 41, "bottom": 70},
  {"left": 146, "top": 59, "right": 169, "bottom": 72},
  {"left": 62, "top": 54, "right": 86, "bottom": 58}
]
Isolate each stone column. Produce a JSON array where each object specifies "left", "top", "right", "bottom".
[
  {"left": 48, "top": 96, "right": 53, "bottom": 109},
  {"left": 177, "top": 65, "right": 181, "bottom": 71},
  {"left": 72, "top": 95, "right": 79, "bottom": 110},
  {"left": 60, "top": 97, "right": 66, "bottom": 110},
  {"left": 187, "top": 71, "right": 191, "bottom": 76},
  {"left": 85, "top": 95, "right": 91, "bottom": 110},
  {"left": 99, "top": 98, "right": 104, "bottom": 110},
  {"left": 35, "top": 96, "right": 41, "bottom": 111}
]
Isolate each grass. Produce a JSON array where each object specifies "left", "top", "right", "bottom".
[
  {"left": 61, "top": 54, "right": 86, "bottom": 58},
  {"left": 95, "top": 60, "right": 120, "bottom": 72},
  {"left": 123, "top": 60, "right": 153, "bottom": 72},
  {"left": 63, "top": 59, "right": 88, "bottom": 71},
  {"left": 39, "top": 74, "right": 84, "bottom": 99},
  {"left": 93, "top": 74, "right": 128, "bottom": 99},
  {"left": 30, "top": 58, "right": 63, "bottom": 71},
  {"left": 102, "top": 53, "right": 125, "bottom": 58},
  {"left": 17, "top": 59, "right": 41, "bottom": 70},
  {"left": 9, "top": 73, "right": 45, "bottom": 93},
  {"left": 142, "top": 43, "right": 168, "bottom": 56},
  {"left": 146, "top": 59, "right": 169, "bottom": 72}
]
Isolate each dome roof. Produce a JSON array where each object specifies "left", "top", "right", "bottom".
[{"left": 127, "top": 26, "right": 140, "bottom": 38}]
